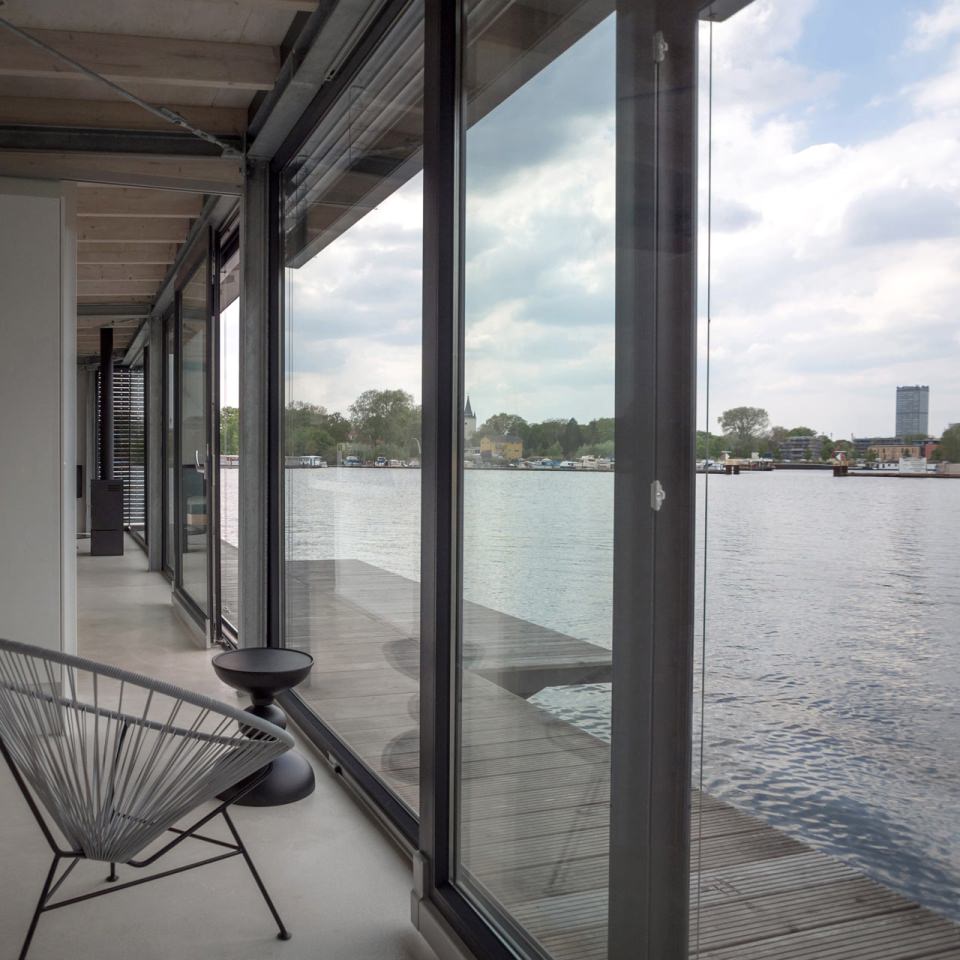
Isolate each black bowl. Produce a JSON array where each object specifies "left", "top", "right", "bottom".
[{"left": 212, "top": 648, "right": 314, "bottom": 704}]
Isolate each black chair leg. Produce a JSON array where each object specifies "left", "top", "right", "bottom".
[
  {"left": 106, "top": 862, "right": 118, "bottom": 882},
  {"left": 19, "top": 856, "right": 58, "bottom": 960},
  {"left": 221, "top": 809, "right": 291, "bottom": 941}
]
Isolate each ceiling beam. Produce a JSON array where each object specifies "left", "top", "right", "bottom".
[
  {"left": 77, "top": 294, "right": 154, "bottom": 304},
  {"left": 0, "top": 151, "right": 243, "bottom": 193},
  {"left": 78, "top": 264, "right": 168, "bottom": 282},
  {"left": 77, "top": 315, "right": 143, "bottom": 330},
  {"left": 203, "top": 0, "right": 321, "bottom": 10},
  {"left": 0, "top": 28, "right": 279, "bottom": 90},
  {"left": 77, "top": 187, "right": 203, "bottom": 218},
  {"left": 0, "top": 96, "right": 246, "bottom": 136},
  {"left": 78, "top": 242, "right": 179, "bottom": 264},
  {"left": 78, "top": 303, "right": 152, "bottom": 318},
  {"left": 77, "top": 280, "right": 163, "bottom": 297},
  {"left": 78, "top": 217, "right": 192, "bottom": 243},
  {"left": 0, "top": 126, "right": 240, "bottom": 156}
]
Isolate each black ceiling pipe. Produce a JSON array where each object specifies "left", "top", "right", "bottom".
[{"left": 99, "top": 326, "right": 114, "bottom": 481}]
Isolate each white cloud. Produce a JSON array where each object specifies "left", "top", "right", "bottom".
[{"left": 697, "top": 2, "right": 960, "bottom": 437}]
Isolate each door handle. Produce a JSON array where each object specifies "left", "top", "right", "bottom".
[{"left": 195, "top": 449, "right": 206, "bottom": 479}]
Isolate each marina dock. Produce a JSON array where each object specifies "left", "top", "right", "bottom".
[{"left": 222, "top": 546, "right": 960, "bottom": 959}]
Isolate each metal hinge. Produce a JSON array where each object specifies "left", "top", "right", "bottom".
[
  {"left": 653, "top": 31, "right": 669, "bottom": 63},
  {"left": 650, "top": 480, "right": 666, "bottom": 511}
]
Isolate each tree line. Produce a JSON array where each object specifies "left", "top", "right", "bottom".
[
  {"left": 220, "top": 390, "right": 423, "bottom": 462},
  {"left": 472, "top": 412, "right": 615, "bottom": 460},
  {"left": 221, "top": 395, "right": 960, "bottom": 464},
  {"left": 700, "top": 405, "right": 960, "bottom": 461}
]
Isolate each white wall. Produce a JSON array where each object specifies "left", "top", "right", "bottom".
[{"left": 0, "top": 178, "right": 76, "bottom": 656}]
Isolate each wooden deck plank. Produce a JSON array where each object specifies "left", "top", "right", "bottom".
[{"left": 219, "top": 550, "right": 960, "bottom": 960}]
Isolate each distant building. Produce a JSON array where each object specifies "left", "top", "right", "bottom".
[
  {"left": 778, "top": 435, "right": 821, "bottom": 461},
  {"left": 463, "top": 396, "right": 476, "bottom": 441},
  {"left": 480, "top": 433, "right": 523, "bottom": 461},
  {"left": 896, "top": 385, "right": 929, "bottom": 437}
]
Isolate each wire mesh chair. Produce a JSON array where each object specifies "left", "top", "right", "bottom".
[{"left": 0, "top": 638, "right": 297, "bottom": 960}]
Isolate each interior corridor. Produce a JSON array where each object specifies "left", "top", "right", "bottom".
[{"left": 0, "top": 537, "right": 436, "bottom": 960}]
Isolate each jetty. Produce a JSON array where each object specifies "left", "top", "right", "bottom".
[{"left": 221, "top": 546, "right": 960, "bottom": 959}]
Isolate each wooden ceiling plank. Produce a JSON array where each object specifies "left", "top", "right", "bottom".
[
  {"left": 78, "top": 217, "right": 192, "bottom": 243},
  {"left": 78, "top": 264, "right": 168, "bottom": 282},
  {"left": 0, "top": 96, "right": 247, "bottom": 135},
  {"left": 77, "top": 280, "right": 163, "bottom": 296},
  {"left": 76, "top": 187, "right": 203, "bottom": 218},
  {"left": 0, "top": 28, "right": 279, "bottom": 91},
  {"left": 77, "top": 294, "right": 154, "bottom": 304},
  {"left": 0, "top": 151, "right": 243, "bottom": 194},
  {"left": 78, "top": 242, "right": 179, "bottom": 264}
]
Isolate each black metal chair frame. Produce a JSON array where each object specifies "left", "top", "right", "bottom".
[{"left": 1, "top": 735, "right": 290, "bottom": 960}]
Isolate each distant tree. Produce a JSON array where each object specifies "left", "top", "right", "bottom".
[
  {"left": 696, "top": 431, "right": 725, "bottom": 460},
  {"left": 864, "top": 447, "right": 878, "bottom": 464},
  {"left": 349, "top": 389, "right": 420, "bottom": 455},
  {"left": 940, "top": 423, "right": 960, "bottom": 461},
  {"left": 561, "top": 418, "right": 583, "bottom": 458},
  {"left": 220, "top": 406, "right": 239, "bottom": 455},
  {"left": 819, "top": 436, "right": 835, "bottom": 461},
  {"left": 787, "top": 426, "right": 817, "bottom": 437},
  {"left": 930, "top": 447, "right": 943, "bottom": 462},
  {"left": 476, "top": 412, "right": 528, "bottom": 440},
  {"left": 284, "top": 401, "right": 351, "bottom": 460},
  {"left": 718, "top": 406, "right": 770, "bottom": 456},
  {"left": 766, "top": 425, "right": 789, "bottom": 458}
]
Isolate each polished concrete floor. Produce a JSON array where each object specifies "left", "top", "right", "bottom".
[{"left": 0, "top": 538, "right": 436, "bottom": 960}]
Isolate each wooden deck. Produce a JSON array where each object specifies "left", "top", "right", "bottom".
[{"left": 224, "top": 548, "right": 960, "bottom": 960}]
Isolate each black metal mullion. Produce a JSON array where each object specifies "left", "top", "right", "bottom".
[
  {"left": 420, "top": 0, "right": 460, "bottom": 892},
  {"left": 607, "top": 2, "right": 698, "bottom": 958},
  {"left": 267, "top": 166, "right": 284, "bottom": 650}
]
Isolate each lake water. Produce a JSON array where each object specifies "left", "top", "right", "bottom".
[{"left": 223, "top": 466, "right": 960, "bottom": 921}]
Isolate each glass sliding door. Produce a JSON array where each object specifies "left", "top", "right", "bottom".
[
  {"left": 691, "top": 2, "right": 960, "bottom": 955},
  {"left": 163, "top": 309, "right": 176, "bottom": 577},
  {"left": 280, "top": 0, "right": 424, "bottom": 823},
  {"left": 217, "top": 235, "right": 241, "bottom": 634},
  {"left": 455, "top": 4, "right": 616, "bottom": 955},
  {"left": 178, "top": 257, "right": 212, "bottom": 622}
]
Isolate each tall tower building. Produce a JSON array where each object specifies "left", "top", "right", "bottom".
[
  {"left": 464, "top": 396, "right": 476, "bottom": 441},
  {"left": 896, "top": 385, "right": 929, "bottom": 438}
]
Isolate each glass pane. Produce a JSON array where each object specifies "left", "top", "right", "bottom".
[
  {"left": 456, "top": 4, "right": 616, "bottom": 956},
  {"left": 164, "top": 314, "right": 176, "bottom": 573},
  {"left": 281, "top": 1, "right": 424, "bottom": 814},
  {"left": 179, "top": 263, "right": 209, "bottom": 614},
  {"left": 692, "top": 3, "right": 960, "bottom": 955},
  {"left": 219, "top": 246, "right": 241, "bottom": 630}
]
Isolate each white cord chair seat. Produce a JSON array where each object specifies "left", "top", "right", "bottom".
[{"left": 0, "top": 638, "right": 298, "bottom": 958}]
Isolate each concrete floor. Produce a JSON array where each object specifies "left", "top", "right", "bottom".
[{"left": 0, "top": 538, "right": 437, "bottom": 960}]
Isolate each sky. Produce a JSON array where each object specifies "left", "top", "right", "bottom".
[{"left": 244, "top": 0, "right": 960, "bottom": 440}]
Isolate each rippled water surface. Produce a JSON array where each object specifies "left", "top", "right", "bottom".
[{"left": 227, "top": 467, "right": 960, "bottom": 920}]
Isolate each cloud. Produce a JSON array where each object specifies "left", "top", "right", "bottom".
[
  {"left": 908, "top": 0, "right": 960, "bottom": 51},
  {"left": 843, "top": 186, "right": 960, "bottom": 245}
]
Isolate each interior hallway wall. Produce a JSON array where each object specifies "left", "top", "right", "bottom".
[{"left": 0, "top": 177, "right": 76, "bottom": 656}]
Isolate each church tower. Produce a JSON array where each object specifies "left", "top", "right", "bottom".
[{"left": 464, "top": 396, "right": 476, "bottom": 440}]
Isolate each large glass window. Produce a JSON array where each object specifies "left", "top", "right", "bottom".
[
  {"left": 692, "top": 2, "right": 960, "bottom": 955},
  {"left": 455, "top": 5, "right": 616, "bottom": 956},
  {"left": 163, "top": 310, "right": 176, "bottom": 576},
  {"left": 179, "top": 261, "right": 210, "bottom": 616},
  {"left": 218, "top": 242, "right": 241, "bottom": 632},
  {"left": 281, "top": 2, "right": 424, "bottom": 815}
]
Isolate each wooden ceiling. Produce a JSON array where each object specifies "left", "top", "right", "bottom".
[{"left": 0, "top": 0, "right": 313, "bottom": 360}]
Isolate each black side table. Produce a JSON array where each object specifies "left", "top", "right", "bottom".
[{"left": 213, "top": 647, "right": 316, "bottom": 807}]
